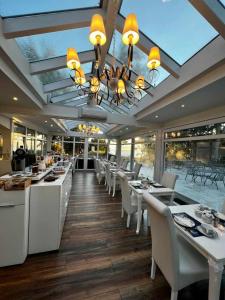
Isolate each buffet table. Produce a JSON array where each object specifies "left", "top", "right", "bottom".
[{"left": 0, "top": 163, "right": 72, "bottom": 266}]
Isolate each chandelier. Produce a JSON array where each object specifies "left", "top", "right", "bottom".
[
  {"left": 67, "top": 13, "right": 161, "bottom": 106},
  {"left": 77, "top": 124, "right": 101, "bottom": 135}
]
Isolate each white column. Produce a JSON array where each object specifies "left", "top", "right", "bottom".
[
  {"left": 154, "top": 129, "right": 164, "bottom": 182},
  {"left": 46, "top": 135, "right": 52, "bottom": 152},
  {"left": 130, "top": 138, "right": 135, "bottom": 171},
  {"left": 116, "top": 139, "right": 121, "bottom": 164}
]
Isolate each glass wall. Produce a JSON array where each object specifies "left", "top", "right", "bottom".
[
  {"left": 134, "top": 135, "right": 156, "bottom": 179},
  {"left": 164, "top": 123, "right": 225, "bottom": 211},
  {"left": 121, "top": 139, "right": 132, "bottom": 160},
  {"left": 98, "top": 139, "right": 108, "bottom": 159},
  {"left": 109, "top": 139, "right": 117, "bottom": 156},
  {"left": 12, "top": 123, "right": 47, "bottom": 156}
]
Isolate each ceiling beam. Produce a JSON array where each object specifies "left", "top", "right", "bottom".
[
  {"left": 43, "top": 73, "right": 92, "bottom": 93},
  {"left": 3, "top": 8, "right": 104, "bottom": 38},
  {"left": 98, "top": 0, "right": 122, "bottom": 69},
  {"left": 116, "top": 14, "right": 180, "bottom": 78},
  {"left": 64, "top": 96, "right": 89, "bottom": 106},
  {"left": 50, "top": 90, "right": 84, "bottom": 103},
  {"left": 30, "top": 50, "right": 95, "bottom": 75},
  {"left": 189, "top": 0, "right": 225, "bottom": 40}
]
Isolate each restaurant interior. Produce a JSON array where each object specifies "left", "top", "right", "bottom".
[{"left": 0, "top": 0, "right": 225, "bottom": 299}]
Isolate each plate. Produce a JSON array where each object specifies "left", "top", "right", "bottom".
[
  {"left": 196, "top": 225, "right": 218, "bottom": 239},
  {"left": 214, "top": 212, "right": 225, "bottom": 221},
  {"left": 174, "top": 216, "right": 196, "bottom": 228}
]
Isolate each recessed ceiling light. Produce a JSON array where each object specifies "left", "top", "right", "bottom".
[
  {"left": 50, "top": 124, "right": 53, "bottom": 127},
  {"left": 126, "top": 127, "right": 129, "bottom": 130},
  {"left": 12, "top": 96, "right": 18, "bottom": 101},
  {"left": 44, "top": 120, "right": 48, "bottom": 123},
  {"left": 155, "top": 115, "right": 159, "bottom": 119},
  {"left": 181, "top": 104, "right": 185, "bottom": 108}
]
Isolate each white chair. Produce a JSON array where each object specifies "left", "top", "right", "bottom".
[
  {"left": 117, "top": 171, "right": 138, "bottom": 228},
  {"left": 96, "top": 159, "right": 105, "bottom": 184},
  {"left": 109, "top": 156, "right": 115, "bottom": 162},
  {"left": 105, "top": 163, "right": 112, "bottom": 193},
  {"left": 161, "top": 171, "right": 178, "bottom": 189},
  {"left": 143, "top": 193, "right": 209, "bottom": 300},
  {"left": 121, "top": 160, "right": 129, "bottom": 170},
  {"left": 132, "top": 162, "right": 142, "bottom": 180}
]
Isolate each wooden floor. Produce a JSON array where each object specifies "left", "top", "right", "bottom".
[{"left": 0, "top": 172, "right": 224, "bottom": 300}]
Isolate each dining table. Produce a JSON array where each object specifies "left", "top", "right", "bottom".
[
  {"left": 129, "top": 180, "right": 174, "bottom": 234},
  {"left": 168, "top": 204, "right": 225, "bottom": 300}
]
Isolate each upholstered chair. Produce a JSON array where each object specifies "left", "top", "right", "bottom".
[
  {"left": 143, "top": 192, "right": 208, "bottom": 300},
  {"left": 117, "top": 171, "right": 138, "bottom": 228}
]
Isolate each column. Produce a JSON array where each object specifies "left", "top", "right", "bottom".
[
  {"left": 154, "top": 129, "right": 164, "bottom": 182},
  {"left": 116, "top": 139, "right": 121, "bottom": 164}
]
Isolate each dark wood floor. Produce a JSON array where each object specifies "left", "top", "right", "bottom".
[{"left": 0, "top": 172, "right": 224, "bottom": 300}]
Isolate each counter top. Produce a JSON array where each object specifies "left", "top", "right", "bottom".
[{"left": 31, "top": 163, "right": 72, "bottom": 187}]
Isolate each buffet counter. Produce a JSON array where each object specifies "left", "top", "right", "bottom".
[{"left": 0, "top": 163, "right": 72, "bottom": 266}]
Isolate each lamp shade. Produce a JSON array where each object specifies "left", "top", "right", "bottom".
[
  {"left": 75, "top": 68, "right": 86, "bottom": 85},
  {"left": 122, "top": 13, "right": 139, "bottom": 45},
  {"left": 89, "top": 14, "right": 106, "bottom": 46},
  {"left": 135, "top": 75, "right": 145, "bottom": 89},
  {"left": 117, "top": 79, "right": 125, "bottom": 94},
  {"left": 147, "top": 47, "right": 161, "bottom": 70},
  {"left": 67, "top": 48, "right": 80, "bottom": 70},
  {"left": 90, "top": 76, "right": 100, "bottom": 93}
]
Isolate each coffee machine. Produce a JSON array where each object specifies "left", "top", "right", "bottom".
[{"left": 12, "top": 147, "right": 26, "bottom": 172}]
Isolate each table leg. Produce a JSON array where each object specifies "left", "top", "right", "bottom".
[
  {"left": 208, "top": 258, "right": 223, "bottom": 300},
  {"left": 112, "top": 174, "right": 116, "bottom": 197},
  {"left": 136, "top": 195, "right": 142, "bottom": 234}
]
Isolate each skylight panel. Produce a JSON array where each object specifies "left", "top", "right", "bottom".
[
  {"left": 219, "top": 0, "right": 225, "bottom": 7},
  {"left": 16, "top": 28, "right": 92, "bottom": 62},
  {"left": 0, "top": 0, "right": 100, "bottom": 17},
  {"left": 120, "top": 0, "right": 218, "bottom": 65},
  {"left": 109, "top": 31, "right": 169, "bottom": 87}
]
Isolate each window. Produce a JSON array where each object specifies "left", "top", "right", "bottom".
[
  {"left": 120, "top": 0, "right": 218, "bottom": 65},
  {"left": 17, "top": 28, "right": 92, "bottom": 62},
  {"left": 165, "top": 122, "right": 225, "bottom": 139},
  {"left": 36, "top": 140, "right": 43, "bottom": 156},
  {"left": 0, "top": 0, "right": 100, "bottom": 17},
  {"left": 165, "top": 138, "right": 225, "bottom": 211},
  {"left": 109, "top": 31, "right": 169, "bottom": 87},
  {"left": 121, "top": 139, "right": 132, "bottom": 161},
  {"left": 63, "top": 142, "right": 73, "bottom": 156},
  {"left": 134, "top": 136, "right": 156, "bottom": 179},
  {"left": 109, "top": 139, "right": 117, "bottom": 156}
]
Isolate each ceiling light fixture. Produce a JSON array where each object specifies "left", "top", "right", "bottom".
[
  {"left": 50, "top": 124, "right": 54, "bottom": 127},
  {"left": 44, "top": 120, "right": 48, "bottom": 123},
  {"left": 67, "top": 13, "right": 161, "bottom": 107},
  {"left": 12, "top": 96, "right": 18, "bottom": 101},
  {"left": 74, "top": 123, "right": 101, "bottom": 136},
  {"left": 181, "top": 104, "right": 185, "bottom": 108},
  {"left": 155, "top": 115, "right": 159, "bottom": 118}
]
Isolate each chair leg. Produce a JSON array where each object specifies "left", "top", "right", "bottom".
[
  {"left": 151, "top": 257, "right": 156, "bottom": 279},
  {"left": 171, "top": 290, "right": 178, "bottom": 300},
  {"left": 121, "top": 208, "right": 124, "bottom": 218},
  {"left": 126, "top": 214, "right": 131, "bottom": 228}
]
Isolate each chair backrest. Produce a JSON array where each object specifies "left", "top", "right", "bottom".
[
  {"left": 109, "top": 156, "right": 115, "bottom": 162},
  {"left": 105, "top": 163, "right": 111, "bottom": 184},
  {"left": 161, "top": 171, "right": 178, "bottom": 189},
  {"left": 133, "top": 163, "right": 142, "bottom": 180},
  {"left": 96, "top": 159, "right": 101, "bottom": 173},
  {"left": 119, "top": 158, "right": 125, "bottom": 167},
  {"left": 121, "top": 160, "right": 129, "bottom": 170},
  {"left": 117, "top": 171, "right": 133, "bottom": 213},
  {"left": 143, "top": 193, "right": 179, "bottom": 289},
  {"left": 222, "top": 199, "right": 225, "bottom": 214}
]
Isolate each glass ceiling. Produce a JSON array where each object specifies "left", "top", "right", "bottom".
[
  {"left": 219, "top": 0, "right": 225, "bottom": 7},
  {"left": 38, "top": 63, "right": 92, "bottom": 84},
  {"left": 16, "top": 28, "right": 92, "bottom": 62},
  {"left": 120, "top": 0, "right": 218, "bottom": 65},
  {"left": 0, "top": 0, "right": 100, "bottom": 17},
  {"left": 109, "top": 31, "right": 169, "bottom": 86}
]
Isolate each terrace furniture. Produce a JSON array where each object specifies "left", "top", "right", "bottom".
[
  {"left": 95, "top": 159, "right": 105, "bottom": 184},
  {"left": 143, "top": 194, "right": 209, "bottom": 300},
  {"left": 117, "top": 171, "right": 138, "bottom": 228},
  {"left": 161, "top": 171, "right": 178, "bottom": 189}
]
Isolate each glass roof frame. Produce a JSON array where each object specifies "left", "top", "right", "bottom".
[
  {"left": 0, "top": 1, "right": 103, "bottom": 18},
  {"left": 119, "top": 1, "right": 218, "bottom": 66}
]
